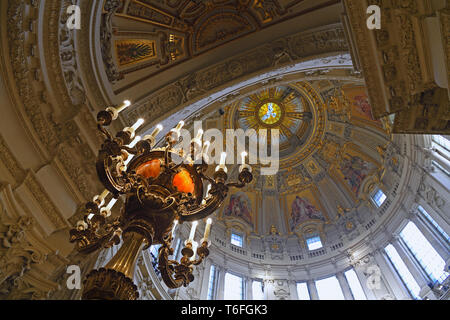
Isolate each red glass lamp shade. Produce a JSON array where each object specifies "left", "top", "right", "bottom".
[
  {"left": 173, "top": 170, "right": 195, "bottom": 194},
  {"left": 136, "top": 159, "right": 161, "bottom": 179}
]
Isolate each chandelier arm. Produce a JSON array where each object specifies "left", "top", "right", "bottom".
[
  {"left": 69, "top": 228, "right": 116, "bottom": 254},
  {"left": 178, "top": 192, "right": 226, "bottom": 222},
  {"left": 97, "top": 123, "right": 113, "bottom": 141},
  {"left": 199, "top": 172, "right": 215, "bottom": 185},
  {"left": 157, "top": 245, "right": 186, "bottom": 289},
  {"left": 191, "top": 252, "right": 208, "bottom": 266},
  {"left": 120, "top": 145, "right": 138, "bottom": 154},
  {"left": 225, "top": 181, "right": 246, "bottom": 188}
]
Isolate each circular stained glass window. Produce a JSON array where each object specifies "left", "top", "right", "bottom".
[{"left": 258, "top": 102, "right": 282, "bottom": 125}]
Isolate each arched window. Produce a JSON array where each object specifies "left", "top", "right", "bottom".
[
  {"left": 231, "top": 232, "right": 244, "bottom": 247},
  {"left": 224, "top": 272, "right": 244, "bottom": 300},
  {"left": 384, "top": 244, "right": 421, "bottom": 299},
  {"left": 315, "top": 276, "right": 345, "bottom": 300},
  {"left": 296, "top": 282, "right": 310, "bottom": 300},
  {"left": 306, "top": 235, "right": 323, "bottom": 251},
  {"left": 431, "top": 135, "right": 450, "bottom": 176},
  {"left": 344, "top": 269, "right": 367, "bottom": 300},
  {"left": 371, "top": 188, "right": 387, "bottom": 207},
  {"left": 399, "top": 221, "right": 449, "bottom": 284},
  {"left": 207, "top": 265, "right": 217, "bottom": 300},
  {"left": 252, "top": 280, "right": 264, "bottom": 300},
  {"left": 417, "top": 205, "right": 450, "bottom": 244}
]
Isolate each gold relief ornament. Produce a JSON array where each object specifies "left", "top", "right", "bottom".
[
  {"left": 269, "top": 224, "right": 279, "bottom": 235},
  {"left": 69, "top": 102, "right": 253, "bottom": 299},
  {"left": 335, "top": 204, "right": 350, "bottom": 220},
  {"left": 345, "top": 221, "right": 354, "bottom": 231}
]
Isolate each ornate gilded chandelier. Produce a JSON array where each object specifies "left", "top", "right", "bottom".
[{"left": 69, "top": 101, "right": 253, "bottom": 300}]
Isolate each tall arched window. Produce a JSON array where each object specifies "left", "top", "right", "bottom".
[
  {"left": 207, "top": 265, "right": 217, "bottom": 300},
  {"left": 384, "top": 244, "right": 421, "bottom": 299},
  {"left": 431, "top": 135, "right": 450, "bottom": 176},
  {"left": 296, "top": 282, "right": 310, "bottom": 300},
  {"left": 399, "top": 221, "right": 449, "bottom": 284},
  {"left": 344, "top": 269, "right": 367, "bottom": 300},
  {"left": 252, "top": 280, "right": 264, "bottom": 300},
  {"left": 417, "top": 205, "right": 450, "bottom": 244},
  {"left": 224, "top": 272, "right": 244, "bottom": 300},
  {"left": 315, "top": 276, "right": 345, "bottom": 300}
]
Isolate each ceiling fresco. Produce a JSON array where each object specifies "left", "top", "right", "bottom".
[
  {"left": 101, "top": 0, "right": 341, "bottom": 86},
  {"left": 216, "top": 78, "right": 392, "bottom": 237}
]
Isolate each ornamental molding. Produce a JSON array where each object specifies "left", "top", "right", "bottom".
[
  {"left": 343, "top": 0, "right": 449, "bottom": 133},
  {"left": 0, "top": 134, "right": 26, "bottom": 185},
  {"left": 2, "top": 0, "right": 103, "bottom": 204},
  {"left": 122, "top": 24, "right": 349, "bottom": 128},
  {"left": 22, "top": 170, "right": 68, "bottom": 230},
  {"left": 0, "top": 190, "right": 60, "bottom": 299},
  {"left": 100, "top": 0, "right": 124, "bottom": 84}
]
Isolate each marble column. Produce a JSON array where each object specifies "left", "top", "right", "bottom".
[
  {"left": 373, "top": 249, "right": 410, "bottom": 299},
  {"left": 199, "top": 259, "right": 212, "bottom": 300},
  {"left": 391, "top": 237, "right": 430, "bottom": 289},
  {"left": 245, "top": 277, "right": 253, "bottom": 300},
  {"left": 336, "top": 272, "right": 354, "bottom": 300},
  {"left": 288, "top": 280, "right": 299, "bottom": 300},
  {"left": 411, "top": 215, "right": 449, "bottom": 262},
  {"left": 352, "top": 264, "right": 377, "bottom": 300},
  {"left": 306, "top": 280, "right": 319, "bottom": 300},
  {"left": 216, "top": 267, "right": 227, "bottom": 300}
]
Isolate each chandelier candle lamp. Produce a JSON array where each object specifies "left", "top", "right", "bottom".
[{"left": 69, "top": 101, "right": 253, "bottom": 300}]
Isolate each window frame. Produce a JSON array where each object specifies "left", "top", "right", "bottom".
[
  {"left": 417, "top": 205, "right": 450, "bottom": 244},
  {"left": 296, "top": 282, "right": 311, "bottom": 300},
  {"left": 230, "top": 232, "right": 244, "bottom": 248},
  {"left": 314, "top": 275, "right": 346, "bottom": 300},
  {"left": 207, "top": 264, "right": 217, "bottom": 300},
  {"left": 384, "top": 243, "right": 421, "bottom": 300},
  {"left": 344, "top": 268, "right": 367, "bottom": 300},
  {"left": 223, "top": 271, "right": 245, "bottom": 300},
  {"left": 399, "top": 221, "right": 449, "bottom": 285},
  {"left": 306, "top": 235, "right": 323, "bottom": 251},
  {"left": 251, "top": 279, "right": 264, "bottom": 300},
  {"left": 371, "top": 188, "right": 387, "bottom": 208}
]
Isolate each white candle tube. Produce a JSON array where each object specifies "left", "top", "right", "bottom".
[
  {"left": 131, "top": 118, "right": 145, "bottom": 131},
  {"left": 202, "top": 141, "right": 210, "bottom": 155},
  {"left": 205, "top": 184, "right": 211, "bottom": 196},
  {"left": 195, "top": 129, "right": 204, "bottom": 140},
  {"left": 124, "top": 155, "right": 134, "bottom": 166},
  {"left": 93, "top": 189, "right": 110, "bottom": 207},
  {"left": 188, "top": 221, "right": 198, "bottom": 243},
  {"left": 242, "top": 151, "right": 248, "bottom": 164},
  {"left": 128, "top": 135, "right": 141, "bottom": 148},
  {"left": 203, "top": 218, "right": 212, "bottom": 242},
  {"left": 175, "top": 120, "right": 185, "bottom": 131},
  {"left": 216, "top": 152, "right": 228, "bottom": 172},
  {"left": 87, "top": 213, "right": 95, "bottom": 220},
  {"left": 116, "top": 100, "right": 131, "bottom": 113},
  {"left": 190, "top": 241, "right": 199, "bottom": 261},
  {"left": 151, "top": 124, "right": 163, "bottom": 138},
  {"left": 220, "top": 152, "right": 227, "bottom": 165},
  {"left": 100, "top": 189, "right": 109, "bottom": 201},
  {"left": 106, "top": 198, "right": 118, "bottom": 211},
  {"left": 171, "top": 219, "right": 178, "bottom": 237}
]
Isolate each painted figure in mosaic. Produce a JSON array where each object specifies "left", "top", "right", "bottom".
[
  {"left": 224, "top": 192, "right": 252, "bottom": 226},
  {"left": 289, "top": 196, "right": 324, "bottom": 230},
  {"left": 340, "top": 155, "right": 370, "bottom": 194}
]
